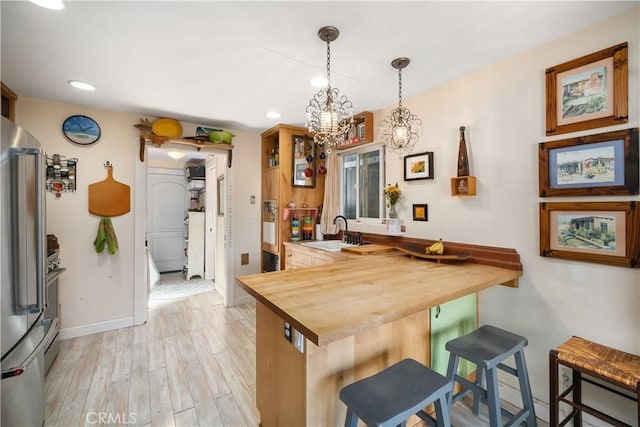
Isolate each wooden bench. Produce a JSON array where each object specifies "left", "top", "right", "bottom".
[{"left": 549, "top": 336, "right": 640, "bottom": 427}]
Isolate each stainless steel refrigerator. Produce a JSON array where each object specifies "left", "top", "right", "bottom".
[{"left": 1, "top": 117, "right": 57, "bottom": 426}]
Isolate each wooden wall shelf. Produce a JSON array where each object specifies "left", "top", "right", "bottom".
[
  {"left": 138, "top": 132, "right": 234, "bottom": 166},
  {"left": 451, "top": 176, "right": 477, "bottom": 196}
]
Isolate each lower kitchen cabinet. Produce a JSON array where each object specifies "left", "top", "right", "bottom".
[
  {"left": 283, "top": 242, "right": 347, "bottom": 270},
  {"left": 430, "top": 293, "right": 477, "bottom": 377}
]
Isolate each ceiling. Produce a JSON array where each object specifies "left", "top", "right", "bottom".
[{"left": 1, "top": 1, "right": 636, "bottom": 137}]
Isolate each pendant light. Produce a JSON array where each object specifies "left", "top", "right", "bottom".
[
  {"left": 305, "top": 26, "right": 353, "bottom": 153},
  {"left": 379, "top": 57, "right": 422, "bottom": 156}
]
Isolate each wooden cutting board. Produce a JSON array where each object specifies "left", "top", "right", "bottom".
[
  {"left": 88, "top": 166, "right": 131, "bottom": 217},
  {"left": 341, "top": 244, "right": 396, "bottom": 255}
]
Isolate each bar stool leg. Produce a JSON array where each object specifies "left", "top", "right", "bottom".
[
  {"left": 446, "top": 354, "right": 461, "bottom": 406},
  {"left": 435, "top": 395, "right": 451, "bottom": 427},
  {"left": 472, "top": 366, "right": 485, "bottom": 415},
  {"left": 486, "top": 366, "right": 502, "bottom": 427},
  {"left": 572, "top": 369, "right": 582, "bottom": 426},
  {"left": 344, "top": 408, "right": 358, "bottom": 427},
  {"left": 636, "top": 383, "right": 639, "bottom": 427},
  {"left": 514, "top": 350, "right": 536, "bottom": 426},
  {"left": 549, "top": 351, "right": 559, "bottom": 427}
]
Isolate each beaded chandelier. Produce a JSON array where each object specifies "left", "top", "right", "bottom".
[
  {"left": 305, "top": 26, "right": 353, "bottom": 153},
  {"left": 379, "top": 57, "right": 422, "bottom": 156}
]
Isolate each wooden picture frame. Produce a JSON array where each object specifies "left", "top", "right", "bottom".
[
  {"left": 545, "top": 42, "right": 628, "bottom": 136},
  {"left": 412, "top": 204, "right": 428, "bottom": 221},
  {"left": 539, "top": 201, "right": 639, "bottom": 268},
  {"left": 292, "top": 135, "right": 316, "bottom": 188},
  {"left": 539, "top": 128, "right": 638, "bottom": 197},
  {"left": 404, "top": 151, "right": 434, "bottom": 181}
]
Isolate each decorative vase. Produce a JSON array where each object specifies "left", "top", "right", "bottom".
[{"left": 388, "top": 204, "right": 398, "bottom": 219}]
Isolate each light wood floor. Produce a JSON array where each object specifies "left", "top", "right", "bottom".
[{"left": 45, "top": 274, "right": 546, "bottom": 427}]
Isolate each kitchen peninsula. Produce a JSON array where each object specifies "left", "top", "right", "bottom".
[{"left": 236, "top": 246, "right": 523, "bottom": 426}]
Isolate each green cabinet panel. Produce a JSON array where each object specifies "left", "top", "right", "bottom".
[{"left": 430, "top": 293, "right": 477, "bottom": 376}]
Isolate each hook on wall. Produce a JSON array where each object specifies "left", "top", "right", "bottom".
[{"left": 104, "top": 161, "right": 112, "bottom": 168}]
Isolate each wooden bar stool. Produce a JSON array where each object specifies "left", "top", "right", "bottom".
[
  {"left": 338, "top": 358, "right": 453, "bottom": 427},
  {"left": 549, "top": 336, "right": 640, "bottom": 427},
  {"left": 445, "top": 325, "right": 537, "bottom": 427}
]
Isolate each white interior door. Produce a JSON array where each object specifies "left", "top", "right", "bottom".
[
  {"left": 147, "top": 168, "right": 187, "bottom": 273},
  {"left": 205, "top": 158, "right": 217, "bottom": 281}
]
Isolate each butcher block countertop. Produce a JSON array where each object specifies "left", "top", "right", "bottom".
[{"left": 236, "top": 255, "right": 522, "bottom": 347}]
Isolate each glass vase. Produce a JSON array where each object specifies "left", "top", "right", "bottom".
[{"left": 388, "top": 204, "right": 398, "bottom": 219}]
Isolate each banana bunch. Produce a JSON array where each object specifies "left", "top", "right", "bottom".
[{"left": 426, "top": 238, "right": 444, "bottom": 255}]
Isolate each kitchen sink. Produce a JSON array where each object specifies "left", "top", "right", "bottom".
[{"left": 300, "top": 240, "right": 356, "bottom": 252}]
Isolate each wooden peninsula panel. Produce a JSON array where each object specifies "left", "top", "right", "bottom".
[{"left": 236, "top": 254, "right": 523, "bottom": 426}]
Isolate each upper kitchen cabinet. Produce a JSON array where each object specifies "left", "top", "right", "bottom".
[
  {"left": 1, "top": 82, "right": 17, "bottom": 122},
  {"left": 260, "top": 124, "right": 325, "bottom": 271}
]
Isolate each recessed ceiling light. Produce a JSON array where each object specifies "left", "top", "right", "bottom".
[
  {"left": 266, "top": 111, "right": 282, "bottom": 119},
  {"left": 30, "top": 0, "right": 64, "bottom": 10},
  {"left": 68, "top": 80, "right": 96, "bottom": 91},
  {"left": 310, "top": 76, "right": 327, "bottom": 88}
]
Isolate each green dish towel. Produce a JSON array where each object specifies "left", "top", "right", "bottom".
[{"left": 94, "top": 217, "right": 119, "bottom": 255}]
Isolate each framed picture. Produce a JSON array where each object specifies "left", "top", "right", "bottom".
[
  {"left": 545, "top": 42, "right": 628, "bottom": 136},
  {"left": 539, "top": 128, "right": 638, "bottom": 197},
  {"left": 413, "top": 204, "right": 428, "bottom": 221},
  {"left": 404, "top": 151, "right": 434, "bottom": 181},
  {"left": 539, "top": 201, "right": 639, "bottom": 268},
  {"left": 62, "top": 115, "right": 101, "bottom": 144}
]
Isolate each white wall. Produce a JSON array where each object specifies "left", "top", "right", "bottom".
[
  {"left": 15, "top": 97, "right": 261, "bottom": 337},
  {"left": 16, "top": 98, "right": 140, "bottom": 337},
  {"left": 355, "top": 7, "right": 639, "bottom": 422}
]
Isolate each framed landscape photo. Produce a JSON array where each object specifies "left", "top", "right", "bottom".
[
  {"left": 539, "top": 128, "right": 638, "bottom": 197},
  {"left": 413, "top": 204, "right": 428, "bottom": 221},
  {"left": 539, "top": 201, "right": 640, "bottom": 268},
  {"left": 404, "top": 151, "right": 434, "bottom": 181},
  {"left": 545, "top": 42, "right": 628, "bottom": 136}
]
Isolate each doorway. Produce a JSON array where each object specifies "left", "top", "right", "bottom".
[
  {"left": 134, "top": 148, "right": 235, "bottom": 327},
  {"left": 146, "top": 168, "right": 188, "bottom": 272}
]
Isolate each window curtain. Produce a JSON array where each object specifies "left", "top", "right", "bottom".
[{"left": 320, "top": 151, "right": 340, "bottom": 235}]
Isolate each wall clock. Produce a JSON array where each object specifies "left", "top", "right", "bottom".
[{"left": 62, "top": 115, "right": 101, "bottom": 145}]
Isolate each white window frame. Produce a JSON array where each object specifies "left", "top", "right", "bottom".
[{"left": 338, "top": 142, "right": 385, "bottom": 222}]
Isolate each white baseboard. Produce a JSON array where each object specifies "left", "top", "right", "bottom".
[{"left": 59, "top": 316, "right": 135, "bottom": 340}]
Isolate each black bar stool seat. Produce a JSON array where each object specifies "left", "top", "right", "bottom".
[{"left": 339, "top": 358, "right": 453, "bottom": 427}]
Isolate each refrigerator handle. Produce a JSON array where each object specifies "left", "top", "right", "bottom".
[
  {"left": 1, "top": 318, "right": 58, "bottom": 380},
  {"left": 13, "top": 148, "right": 46, "bottom": 314},
  {"left": 34, "top": 151, "right": 46, "bottom": 312}
]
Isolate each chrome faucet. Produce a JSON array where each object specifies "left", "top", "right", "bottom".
[{"left": 333, "top": 215, "right": 348, "bottom": 241}]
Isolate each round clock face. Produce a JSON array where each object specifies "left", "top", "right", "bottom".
[{"left": 62, "top": 115, "right": 101, "bottom": 145}]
